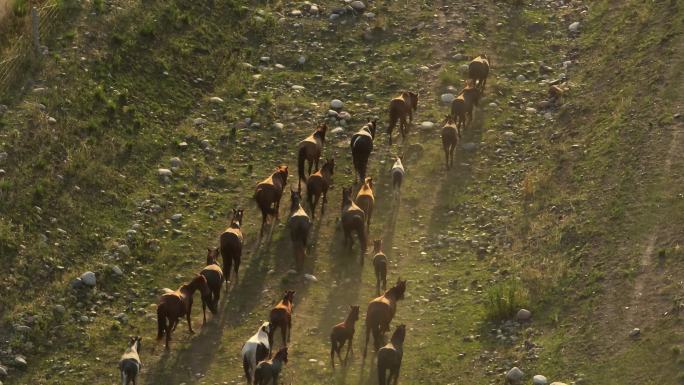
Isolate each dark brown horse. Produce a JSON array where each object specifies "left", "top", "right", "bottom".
[
  {"left": 468, "top": 54, "right": 490, "bottom": 92},
  {"left": 254, "top": 347, "right": 288, "bottom": 385},
  {"left": 255, "top": 166, "right": 289, "bottom": 237},
  {"left": 156, "top": 275, "right": 212, "bottom": 349},
  {"left": 372, "top": 240, "right": 388, "bottom": 295},
  {"left": 341, "top": 186, "right": 367, "bottom": 264},
  {"left": 387, "top": 91, "right": 418, "bottom": 145},
  {"left": 269, "top": 290, "right": 295, "bottom": 350},
  {"left": 200, "top": 248, "right": 223, "bottom": 325},
  {"left": 363, "top": 278, "right": 407, "bottom": 358},
  {"left": 441, "top": 115, "right": 460, "bottom": 170},
  {"left": 288, "top": 189, "right": 311, "bottom": 272},
  {"left": 450, "top": 80, "right": 480, "bottom": 132},
  {"left": 350, "top": 119, "right": 377, "bottom": 183},
  {"left": 220, "top": 208, "right": 244, "bottom": 288},
  {"left": 355, "top": 177, "right": 375, "bottom": 231},
  {"left": 297, "top": 123, "right": 327, "bottom": 191},
  {"left": 306, "top": 158, "right": 335, "bottom": 220},
  {"left": 330, "top": 305, "right": 360, "bottom": 369},
  {"left": 377, "top": 324, "right": 406, "bottom": 385}
]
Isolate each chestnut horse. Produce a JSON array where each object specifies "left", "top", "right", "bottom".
[
  {"left": 255, "top": 347, "right": 288, "bottom": 385},
  {"left": 363, "top": 278, "right": 407, "bottom": 358},
  {"left": 306, "top": 158, "right": 335, "bottom": 220},
  {"left": 330, "top": 305, "right": 360, "bottom": 369},
  {"left": 355, "top": 177, "right": 375, "bottom": 231},
  {"left": 387, "top": 91, "right": 418, "bottom": 145},
  {"left": 450, "top": 80, "right": 480, "bottom": 132},
  {"left": 220, "top": 208, "right": 244, "bottom": 288},
  {"left": 200, "top": 248, "right": 223, "bottom": 324},
  {"left": 156, "top": 275, "right": 212, "bottom": 349},
  {"left": 468, "top": 54, "right": 490, "bottom": 92},
  {"left": 269, "top": 290, "right": 295, "bottom": 350},
  {"left": 119, "top": 336, "right": 142, "bottom": 385},
  {"left": 255, "top": 166, "right": 289, "bottom": 237},
  {"left": 288, "top": 189, "right": 311, "bottom": 272},
  {"left": 441, "top": 115, "right": 460, "bottom": 170},
  {"left": 297, "top": 123, "right": 327, "bottom": 191},
  {"left": 372, "top": 240, "right": 388, "bottom": 295},
  {"left": 341, "top": 186, "right": 367, "bottom": 264},
  {"left": 377, "top": 325, "right": 406, "bottom": 385},
  {"left": 350, "top": 119, "right": 377, "bottom": 183}
]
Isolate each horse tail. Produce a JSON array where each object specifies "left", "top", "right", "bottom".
[
  {"left": 156, "top": 305, "right": 166, "bottom": 340},
  {"left": 294, "top": 243, "right": 306, "bottom": 272},
  {"left": 363, "top": 321, "right": 371, "bottom": 358},
  {"left": 388, "top": 106, "right": 398, "bottom": 135},
  {"left": 392, "top": 171, "right": 403, "bottom": 190},
  {"left": 298, "top": 146, "right": 306, "bottom": 187},
  {"left": 121, "top": 370, "right": 127, "bottom": 385},
  {"left": 330, "top": 337, "right": 336, "bottom": 367},
  {"left": 377, "top": 358, "right": 387, "bottom": 385},
  {"left": 243, "top": 354, "right": 251, "bottom": 384},
  {"left": 357, "top": 217, "right": 367, "bottom": 255}
]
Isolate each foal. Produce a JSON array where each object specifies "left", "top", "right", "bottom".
[
  {"left": 441, "top": 115, "right": 460, "bottom": 170},
  {"left": 288, "top": 189, "right": 311, "bottom": 272},
  {"left": 468, "top": 54, "right": 490, "bottom": 92},
  {"left": 390, "top": 156, "right": 405, "bottom": 193},
  {"left": 119, "top": 336, "right": 142, "bottom": 385},
  {"left": 372, "top": 240, "right": 388, "bottom": 295},
  {"left": 269, "top": 290, "right": 295, "bottom": 350},
  {"left": 377, "top": 325, "right": 407, "bottom": 385},
  {"left": 306, "top": 158, "right": 335, "bottom": 220},
  {"left": 297, "top": 123, "right": 327, "bottom": 191},
  {"left": 450, "top": 80, "right": 480, "bottom": 133},
  {"left": 255, "top": 166, "right": 289, "bottom": 237},
  {"left": 254, "top": 347, "right": 288, "bottom": 385},
  {"left": 242, "top": 321, "right": 272, "bottom": 385},
  {"left": 341, "top": 186, "right": 367, "bottom": 264},
  {"left": 350, "top": 119, "right": 377, "bottom": 183},
  {"left": 200, "top": 248, "right": 222, "bottom": 324},
  {"left": 387, "top": 91, "right": 418, "bottom": 145},
  {"left": 363, "top": 278, "right": 407, "bottom": 358},
  {"left": 220, "top": 208, "right": 244, "bottom": 288},
  {"left": 355, "top": 177, "right": 375, "bottom": 231},
  {"left": 330, "top": 305, "right": 360, "bottom": 369},
  {"left": 157, "top": 275, "right": 212, "bottom": 349}
]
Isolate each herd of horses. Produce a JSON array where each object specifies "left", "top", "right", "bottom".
[{"left": 117, "top": 54, "right": 490, "bottom": 385}]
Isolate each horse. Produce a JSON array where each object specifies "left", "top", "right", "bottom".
[
  {"left": 355, "top": 177, "right": 375, "bottom": 231},
  {"left": 269, "top": 290, "right": 295, "bottom": 350},
  {"left": 156, "top": 275, "right": 212, "bottom": 349},
  {"left": 255, "top": 166, "right": 289, "bottom": 237},
  {"left": 242, "top": 322, "right": 272, "bottom": 385},
  {"left": 363, "top": 278, "right": 407, "bottom": 358},
  {"left": 254, "top": 347, "right": 288, "bottom": 385},
  {"left": 390, "top": 156, "right": 405, "bottom": 193},
  {"left": 200, "top": 248, "right": 223, "bottom": 324},
  {"left": 450, "top": 80, "right": 480, "bottom": 132},
  {"left": 372, "top": 240, "right": 388, "bottom": 295},
  {"left": 377, "top": 325, "right": 407, "bottom": 385},
  {"left": 297, "top": 123, "right": 327, "bottom": 191},
  {"left": 288, "top": 189, "right": 312, "bottom": 272},
  {"left": 220, "top": 208, "right": 244, "bottom": 288},
  {"left": 350, "top": 119, "right": 377, "bottom": 183},
  {"left": 468, "top": 54, "right": 490, "bottom": 92},
  {"left": 441, "top": 115, "right": 460, "bottom": 170},
  {"left": 305, "top": 158, "right": 335, "bottom": 220},
  {"left": 330, "top": 305, "right": 360, "bottom": 369},
  {"left": 119, "top": 336, "right": 142, "bottom": 385},
  {"left": 387, "top": 91, "right": 418, "bottom": 145},
  {"left": 341, "top": 186, "right": 367, "bottom": 264}
]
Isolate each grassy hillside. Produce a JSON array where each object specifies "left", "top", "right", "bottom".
[{"left": 0, "top": 0, "right": 683, "bottom": 384}]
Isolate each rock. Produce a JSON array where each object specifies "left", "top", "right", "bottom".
[
  {"left": 550, "top": 383, "right": 568, "bottom": 385},
  {"left": 200, "top": 139, "right": 210, "bottom": 149},
  {"left": 462, "top": 142, "right": 478, "bottom": 151},
  {"left": 525, "top": 107, "right": 537, "bottom": 114},
  {"left": 47, "top": 117, "right": 57, "bottom": 124},
  {"left": 111, "top": 265, "right": 123, "bottom": 276},
  {"left": 350, "top": 0, "right": 365, "bottom": 11},
  {"left": 330, "top": 99, "right": 344, "bottom": 110},
  {"left": 488, "top": 102, "right": 498, "bottom": 108},
  {"left": 338, "top": 111, "right": 352, "bottom": 121},
  {"left": 70, "top": 278, "right": 85, "bottom": 289},
  {"left": 178, "top": 142, "right": 188, "bottom": 150},
  {"left": 209, "top": 96, "right": 224, "bottom": 104},
  {"left": 329, "top": 13, "right": 340, "bottom": 21},
  {"left": 674, "top": 113, "right": 682, "bottom": 120},
  {"left": 629, "top": 328, "right": 641, "bottom": 337},
  {"left": 291, "top": 85, "right": 305, "bottom": 91},
  {"left": 568, "top": 21, "right": 580, "bottom": 33},
  {"left": 260, "top": 56, "right": 270, "bottom": 63},
  {"left": 0, "top": 152, "right": 6, "bottom": 163},
  {"left": 117, "top": 244, "right": 131, "bottom": 256},
  {"left": 506, "top": 367, "right": 524, "bottom": 383},
  {"left": 158, "top": 168, "right": 173, "bottom": 177},
  {"left": 81, "top": 272, "right": 96, "bottom": 287},
  {"left": 53, "top": 304, "right": 66, "bottom": 315},
  {"left": 13, "top": 355, "right": 27, "bottom": 368},
  {"left": 533, "top": 375, "right": 548, "bottom": 385},
  {"left": 14, "top": 325, "right": 31, "bottom": 333},
  {"left": 309, "top": 5, "right": 319, "bottom": 14},
  {"left": 459, "top": 64, "right": 469, "bottom": 73},
  {"left": 420, "top": 121, "right": 435, "bottom": 129},
  {"left": 272, "top": 122, "right": 284, "bottom": 131},
  {"left": 171, "top": 213, "right": 183, "bottom": 221},
  {"left": 363, "top": 12, "right": 375, "bottom": 18},
  {"left": 0, "top": 364, "right": 7, "bottom": 377},
  {"left": 290, "top": 9, "right": 302, "bottom": 16},
  {"left": 298, "top": 56, "right": 306, "bottom": 65},
  {"left": 516, "top": 308, "right": 532, "bottom": 321},
  {"left": 452, "top": 53, "right": 468, "bottom": 61},
  {"left": 441, "top": 93, "right": 455, "bottom": 103},
  {"left": 170, "top": 157, "right": 181, "bottom": 169},
  {"left": 538, "top": 100, "right": 551, "bottom": 109},
  {"left": 193, "top": 117, "right": 208, "bottom": 126},
  {"left": 331, "top": 127, "right": 344, "bottom": 135},
  {"left": 516, "top": 74, "right": 527, "bottom": 81},
  {"left": 327, "top": 109, "right": 339, "bottom": 118},
  {"left": 304, "top": 274, "right": 318, "bottom": 282}
]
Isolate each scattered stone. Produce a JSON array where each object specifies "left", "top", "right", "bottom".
[
  {"left": 272, "top": 122, "right": 284, "bottom": 131},
  {"left": 111, "top": 265, "right": 123, "bottom": 276},
  {"left": 291, "top": 85, "right": 305, "bottom": 91},
  {"left": 568, "top": 21, "right": 580, "bottom": 33},
  {"left": 516, "top": 74, "right": 527, "bottom": 81},
  {"left": 516, "top": 308, "right": 532, "bottom": 321},
  {"left": 13, "top": 356, "right": 27, "bottom": 368},
  {"left": 338, "top": 111, "right": 352, "bottom": 121},
  {"left": 533, "top": 374, "right": 548, "bottom": 385},
  {"left": 193, "top": 118, "right": 208, "bottom": 126},
  {"left": 178, "top": 142, "right": 188, "bottom": 150},
  {"left": 459, "top": 64, "right": 469, "bottom": 73},
  {"left": 452, "top": 53, "right": 468, "bottom": 61},
  {"left": 488, "top": 102, "right": 498, "bottom": 108},
  {"left": 506, "top": 367, "right": 524, "bottom": 384},
  {"left": 350, "top": 0, "right": 366, "bottom": 11},
  {"left": 462, "top": 142, "right": 478, "bottom": 151},
  {"left": 0, "top": 152, "right": 6, "bottom": 163},
  {"left": 0, "top": 364, "right": 7, "bottom": 377},
  {"left": 550, "top": 383, "right": 568, "bottom": 385},
  {"left": 171, "top": 213, "right": 183, "bottom": 221},
  {"left": 14, "top": 325, "right": 31, "bottom": 333},
  {"left": 53, "top": 304, "right": 66, "bottom": 315},
  {"left": 80, "top": 272, "right": 97, "bottom": 287},
  {"left": 304, "top": 274, "right": 318, "bottom": 282},
  {"left": 158, "top": 168, "right": 173, "bottom": 177},
  {"left": 70, "top": 278, "right": 85, "bottom": 289},
  {"left": 420, "top": 121, "right": 435, "bottom": 130},
  {"left": 327, "top": 109, "right": 339, "bottom": 118},
  {"left": 525, "top": 107, "right": 538, "bottom": 114},
  {"left": 117, "top": 244, "right": 131, "bottom": 256},
  {"left": 330, "top": 99, "right": 344, "bottom": 110},
  {"left": 209, "top": 96, "right": 224, "bottom": 104},
  {"left": 629, "top": 328, "right": 641, "bottom": 337},
  {"left": 47, "top": 117, "right": 57, "bottom": 124},
  {"left": 331, "top": 127, "right": 344, "bottom": 135},
  {"left": 674, "top": 113, "right": 682, "bottom": 120},
  {"left": 298, "top": 56, "right": 306, "bottom": 65},
  {"left": 170, "top": 157, "right": 182, "bottom": 169},
  {"left": 363, "top": 12, "right": 375, "bottom": 18},
  {"left": 290, "top": 9, "right": 302, "bottom": 16},
  {"left": 441, "top": 93, "right": 455, "bottom": 103}
]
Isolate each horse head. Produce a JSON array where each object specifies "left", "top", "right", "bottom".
[
  {"left": 391, "top": 278, "right": 407, "bottom": 299},
  {"left": 316, "top": 123, "right": 328, "bottom": 141},
  {"left": 259, "top": 321, "right": 271, "bottom": 336},
  {"left": 408, "top": 91, "right": 418, "bottom": 111},
  {"left": 206, "top": 247, "right": 220, "bottom": 266},
  {"left": 363, "top": 177, "right": 373, "bottom": 189},
  {"left": 323, "top": 158, "right": 335, "bottom": 176},
  {"left": 350, "top": 305, "right": 360, "bottom": 322},
  {"left": 391, "top": 324, "right": 406, "bottom": 345},
  {"left": 128, "top": 336, "right": 142, "bottom": 352},
  {"left": 274, "top": 347, "right": 289, "bottom": 363},
  {"left": 275, "top": 165, "right": 289, "bottom": 186},
  {"left": 342, "top": 186, "right": 353, "bottom": 207},
  {"left": 290, "top": 188, "right": 303, "bottom": 212},
  {"left": 231, "top": 208, "right": 244, "bottom": 228},
  {"left": 373, "top": 239, "right": 383, "bottom": 254},
  {"left": 282, "top": 290, "right": 296, "bottom": 304},
  {"left": 366, "top": 118, "right": 378, "bottom": 138}
]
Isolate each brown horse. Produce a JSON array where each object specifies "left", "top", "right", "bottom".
[
  {"left": 306, "top": 158, "right": 335, "bottom": 220},
  {"left": 156, "top": 275, "right": 212, "bottom": 349},
  {"left": 372, "top": 240, "right": 388, "bottom": 295},
  {"left": 269, "top": 290, "right": 295, "bottom": 350},
  {"left": 363, "top": 278, "right": 407, "bottom": 358},
  {"left": 330, "top": 305, "right": 360, "bottom": 369},
  {"left": 200, "top": 248, "right": 223, "bottom": 325},
  {"left": 441, "top": 115, "right": 460, "bottom": 170},
  {"left": 377, "top": 325, "right": 406, "bottom": 385},
  {"left": 387, "top": 91, "right": 418, "bottom": 145},
  {"left": 350, "top": 119, "right": 377, "bottom": 183},
  {"left": 297, "top": 123, "right": 327, "bottom": 191},
  {"left": 220, "top": 208, "right": 244, "bottom": 288},
  {"left": 355, "top": 177, "right": 375, "bottom": 231},
  {"left": 255, "top": 166, "right": 289, "bottom": 237},
  {"left": 468, "top": 54, "right": 490, "bottom": 92},
  {"left": 341, "top": 186, "right": 367, "bottom": 264},
  {"left": 450, "top": 80, "right": 480, "bottom": 132},
  {"left": 288, "top": 189, "right": 311, "bottom": 272},
  {"left": 254, "top": 347, "right": 288, "bottom": 385}
]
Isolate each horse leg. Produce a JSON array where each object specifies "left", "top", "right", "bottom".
[
  {"left": 187, "top": 301, "right": 195, "bottom": 334},
  {"left": 372, "top": 324, "right": 382, "bottom": 351},
  {"left": 287, "top": 315, "right": 292, "bottom": 343},
  {"left": 281, "top": 321, "right": 287, "bottom": 346},
  {"left": 450, "top": 144, "right": 456, "bottom": 169},
  {"left": 260, "top": 211, "right": 267, "bottom": 238},
  {"left": 202, "top": 300, "right": 207, "bottom": 326},
  {"left": 344, "top": 335, "right": 354, "bottom": 364},
  {"left": 234, "top": 256, "right": 240, "bottom": 285},
  {"left": 363, "top": 322, "right": 371, "bottom": 358},
  {"left": 313, "top": 193, "right": 320, "bottom": 219},
  {"left": 308, "top": 159, "right": 313, "bottom": 179},
  {"left": 330, "top": 339, "right": 337, "bottom": 369},
  {"left": 444, "top": 146, "right": 450, "bottom": 170}
]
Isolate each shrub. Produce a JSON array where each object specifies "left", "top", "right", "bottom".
[{"left": 485, "top": 280, "right": 529, "bottom": 321}]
